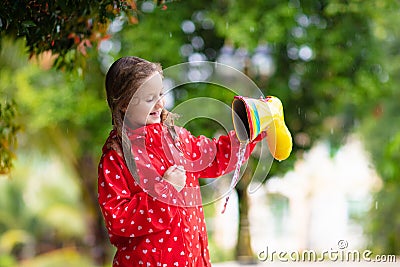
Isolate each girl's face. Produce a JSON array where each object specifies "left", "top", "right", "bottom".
[{"left": 124, "top": 72, "right": 165, "bottom": 129}]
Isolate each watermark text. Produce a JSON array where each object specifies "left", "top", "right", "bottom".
[{"left": 258, "top": 240, "right": 397, "bottom": 263}]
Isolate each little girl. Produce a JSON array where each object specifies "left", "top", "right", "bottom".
[{"left": 98, "top": 56, "right": 266, "bottom": 267}]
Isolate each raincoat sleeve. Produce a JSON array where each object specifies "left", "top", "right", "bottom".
[
  {"left": 176, "top": 127, "right": 266, "bottom": 179},
  {"left": 98, "top": 149, "right": 178, "bottom": 238}
]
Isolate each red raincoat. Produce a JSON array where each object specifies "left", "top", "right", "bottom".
[{"left": 98, "top": 123, "right": 265, "bottom": 267}]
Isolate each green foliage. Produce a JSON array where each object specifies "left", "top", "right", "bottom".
[
  {"left": 0, "top": 36, "right": 110, "bottom": 159},
  {"left": 1, "top": 26, "right": 116, "bottom": 263},
  {"left": 211, "top": 0, "right": 396, "bottom": 173},
  {"left": 114, "top": 0, "right": 223, "bottom": 66},
  {"left": 0, "top": 253, "right": 17, "bottom": 267},
  {"left": 212, "top": 0, "right": 298, "bottom": 48},
  {"left": 210, "top": 0, "right": 400, "bottom": 255},
  {"left": 13, "top": 64, "right": 109, "bottom": 157},
  {"left": 360, "top": 92, "right": 400, "bottom": 255},
  {"left": 208, "top": 238, "right": 234, "bottom": 263},
  {"left": 0, "top": 100, "right": 19, "bottom": 174},
  {"left": 352, "top": 0, "right": 400, "bottom": 255},
  {"left": 0, "top": 153, "right": 86, "bottom": 264},
  {"left": 0, "top": 0, "right": 138, "bottom": 69},
  {"left": 118, "top": 2, "right": 186, "bottom": 66}
]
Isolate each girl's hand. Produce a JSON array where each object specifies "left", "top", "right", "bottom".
[{"left": 163, "top": 165, "right": 186, "bottom": 192}]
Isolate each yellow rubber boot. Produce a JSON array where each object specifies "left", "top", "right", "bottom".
[
  {"left": 265, "top": 96, "right": 292, "bottom": 161},
  {"left": 266, "top": 118, "right": 292, "bottom": 161}
]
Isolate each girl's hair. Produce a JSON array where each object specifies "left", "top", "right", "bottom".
[
  {"left": 105, "top": 56, "right": 178, "bottom": 178},
  {"left": 105, "top": 56, "right": 175, "bottom": 137}
]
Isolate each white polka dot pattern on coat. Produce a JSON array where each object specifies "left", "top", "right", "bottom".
[{"left": 98, "top": 123, "right": 265, "bottom": 267}]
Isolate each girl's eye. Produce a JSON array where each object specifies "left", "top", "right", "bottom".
[{"left": 145, "top": 93, "right": 163, "bottom": 103}]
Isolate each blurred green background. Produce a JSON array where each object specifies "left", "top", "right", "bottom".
[{"left": 1, "top": 0, "right": 399, "bottom": 266}]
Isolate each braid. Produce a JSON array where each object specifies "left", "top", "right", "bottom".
[{"left": 121, "top": 127, "right": 140, "bottom": 182}]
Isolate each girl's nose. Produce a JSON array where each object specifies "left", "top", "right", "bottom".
[{"left": 155, "top": 96, "right": 165, "bottom": 109}]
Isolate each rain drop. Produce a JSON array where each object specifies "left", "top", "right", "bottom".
[
  {"left": 191, "top": 36, "right": 204, "bottom": 50},
  {"left": 289, "top": 75, "right": 301, "bottom": 91},
  {"left": 202, "top": 18, "right": 214, "bottom": 30},
  {"left": 287, "top": 44, "right": 299, "bottom": 60},
  {"left": 192, "top": 11, "right": 205, "bottom": 22},
  {"left": 181, "top": 20, "right": 195, "bottom": 34},
  {"left": 180, "top": 44, "right": 193, "bottom": 57},
  {"left": 291, "top": 27, "right": 305, "bottom": 38},
  {"left": 296, "top": 14, "right": 310, "bottom": 27},
  {"left": 99, "top": 40, "right": 113, "bottom": 53},
  {"left": 109, "top": 17, "right": 124, "bottom": 33},
  {"left": 141, "top": 1, "right": 155, "bottom": 13},
  {"left": 299, "top": 45, "right": 313, "bottom": 61}
]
